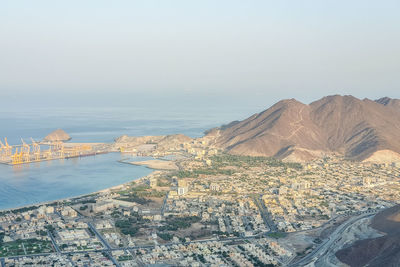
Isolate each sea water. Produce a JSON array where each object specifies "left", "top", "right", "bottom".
[
  {"left": 0, "top": 106, "right": 255, "bottom": 210},
  {"left": 0, "top": 153, "right": 152, "bottom": 210}
]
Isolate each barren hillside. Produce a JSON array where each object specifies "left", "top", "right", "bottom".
[{"left": 208, "top": 95, "right": 400, "bottom": 162}]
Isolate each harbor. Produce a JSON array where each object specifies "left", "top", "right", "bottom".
[
  {"left": 0, "top": 152, "right": 152, "bottom": 211},
  {"left": 0, "top": 129, "right": 109, "bottom": 166}
]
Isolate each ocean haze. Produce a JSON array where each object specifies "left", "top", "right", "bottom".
[
  {"left": 1, "top": 0, "right": 400, "bottom": 109},
  {"left": 0, "top": 106, "right": 255, "bottom": 145}
]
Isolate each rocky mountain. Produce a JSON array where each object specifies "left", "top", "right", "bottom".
[
  {"left": 336, "top": 205, "right": 400, "bottom": 267},
  {"left": 43, "top": 129, "right": 71, "bottom": 142},
  {"left": 114, "top": 134, "right": 191, "bottom": 146},
  {"left": 375, "top": 97, "right": 400, "bottom": 110},
  {"left": 114, "top": 134, "right": 192, "bottom": 153},
  {"left": 207, "top": 95, "right": 400, "bottom": 162}
]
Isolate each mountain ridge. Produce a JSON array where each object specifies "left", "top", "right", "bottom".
[{"left": 206, "top": 95, "right": 400, "bottom": 162}]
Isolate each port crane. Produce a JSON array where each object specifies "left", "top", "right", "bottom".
[
  {"left": 0, "top": 138, "right": 12, "bottom": 161},
  {"left": 31, "top": 138, "right": 41, "bottom": 161},
  {"left": 51, "top": 141, "right": 64, "bottom": 158},
  {"left": 11, "top": 147, "right": 23, "bottom": 165},
  {"left": 0, "top": 136, "right": 99, "bottom": 165},
  {"left": 3, "top": 138, "right": 12, "bottom": 156},
  {"left": 21, "top": 138, "right": 31, "bottom": 162},
  {"left": 0, "top": 140, "right": 5, "bottom": 160}
]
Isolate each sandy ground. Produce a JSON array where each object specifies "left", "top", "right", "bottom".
[{"left": 129, "top": 160, "right": 179, "bottom": 170}]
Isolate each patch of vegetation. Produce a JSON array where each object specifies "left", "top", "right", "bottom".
[
  {"left": 118, "top": 255, "right": 133, "bottom": 261},
  {"left": 74, "top": 199, "right": 96, "bottom": 205},
  {"left": 44, "top": 225, "right": 55, "bottom": 231},
  {"left": 116, "top": 195, "right": 151, "bottom": 205},
  {"left": 158, "top": 232, "right": 173, "bottom": 241},
  {"left": 10, "top": 206, "right": 38, "bottom": 214},
  {"left": 172, "top": 153, "right": 302, "bottom": 180},
  {"left": 35, "top": 230, "right": 47, "bottom": 236},
  {"left": 157, "top": 178, "right": 172, "bottom": 187},
  {"left": 248, "top": 252, "right": 275, "bottom": 267},
  {"left": 159, "top": 216, "right": 201, "bottom": 231},
  {"left": 44, "top": 225, "right": 55, "bottom": 235},
  {"left": 87, "top": 227, "right": 95, "bottom": 237},
  {"left": 195, "top": 253, "right": 206, "bottom": 263},
  {"left": 0, "top": 238, "right": 53, "bottom": 257},
  {"left": 111, "top": 210, "right": 122, "bottom": 218},
  {"left": 115, "top": 219, "right": 139, "bottom": 236},
  {"left": 117, "top": 184, "right": 166, "bottom": 202},
  {"left": 318, "top": 214, "right": 330, "bottom": 220},
  {"left": 131, "top": 185, "right": 151, "bottom": 191},
  {"left": 115, "top": 213, "right": 149, "bottom": 236},
  {"left": 266, "top": 232, "right": 287, "bottom": 239},
  {"left": 211, "top": 154, "right": 303, "bottom": 170},
  {"left": 175, "top": 168, "right": 235, "bottom": 178}
]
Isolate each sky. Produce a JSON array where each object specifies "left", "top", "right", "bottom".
[{"left": 1, "top": 0, "right": 399, "bottom": 111}]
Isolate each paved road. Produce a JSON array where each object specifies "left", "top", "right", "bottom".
[
  {"left": 252, "top": 195, "right": 277, "bottom": 232},
  {"left": 258, "top": 195, "right": 278, "bottom": 232},
  {"left": 104, "top": 250, "right": 121, "bottom": 267},
  {"left": 21, "top": 242, "right": 27, "bottom": 255},
  {"left": 161, "top": 191, "right": 169, "bottom": 216},
  {"left": 87, "top": 222, "right": 111, "bottom": 250},
  {"left": 87, "top": 222, "right": 120, "bottom": 267},
  {"left": 47, "top": 230, "right": 61, "bottom": 253},
  {"left": 288, "top": 211, "right": 377, "bottom": 267}
]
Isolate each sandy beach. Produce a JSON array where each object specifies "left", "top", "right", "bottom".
[{"left": 129, "top": 159, "right": 179, "bottom": 170}]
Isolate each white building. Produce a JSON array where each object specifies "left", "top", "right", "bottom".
[{"left": 177, "top": 180, "right": 188, "bottom": 195}]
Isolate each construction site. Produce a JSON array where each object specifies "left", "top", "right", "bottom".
[{"left": 0, "top": 137, "right": 104, "bottom": 166}]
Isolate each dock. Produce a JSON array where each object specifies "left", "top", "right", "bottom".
[{"left": 0, "top": 137, "right": 108, "bottom": 166}]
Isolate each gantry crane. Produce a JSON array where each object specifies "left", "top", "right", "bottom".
[
  {"left": 0, "top": 140, "right": 5, "bottom": 160},
  {"left": 1, "top": 136, "right": 96, "bottom": 165},
  {"left": 31, "top": 138, "right": 41, "bottom": 161},
  {"left": 50, "top": 141, "right": 64, "bottom": 158},
  {"left": 11, "top": 147, "right": 23, "bottom": 165},
  {"left": 1, "top": 138, "right": 12, "bottom": 161},
  {"left": 21, "top": 138, "right": 31, "bottom": 163},
  {"left": 43, "top": 146, "right": 52, "bottom": 160},
  {"left": 11, "top": 148, "right": 17, "bottom": 164},
  {"left": 3, "top": 138, "right": 12, "bottom": 157}
]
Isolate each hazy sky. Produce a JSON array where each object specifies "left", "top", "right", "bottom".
[{"left": 1, "top": 0, "right": 399, "bottom": 110}]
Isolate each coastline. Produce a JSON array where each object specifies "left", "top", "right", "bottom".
[
  {"left": 0, "top": 171, "right": 156, "bottom": 214},
  {"left": 0, "top": 152, "right": 176, "bottom": 213},
  {"left": 126, "top": 159, "right": 179, "bottom": 171}
]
